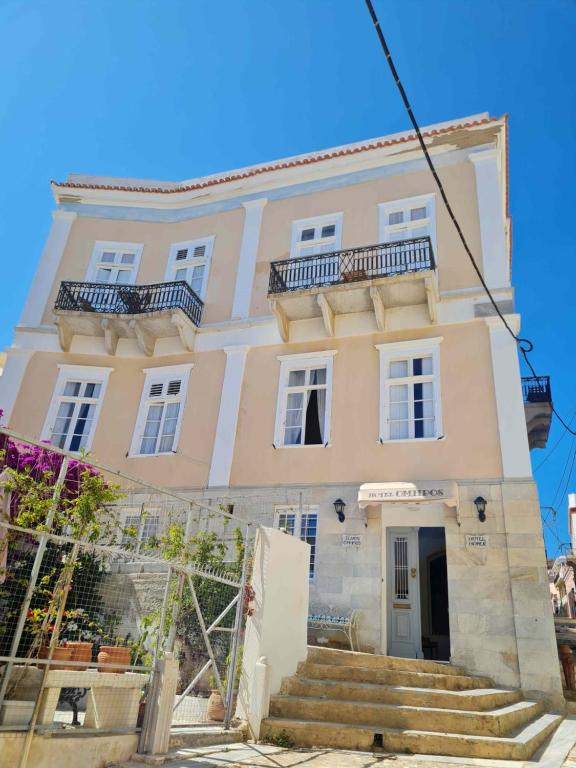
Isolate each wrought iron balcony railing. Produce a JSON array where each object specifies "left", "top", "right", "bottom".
[
  {"left": 522, "top": 376, "right": 552, "bottom": 404},
  {"left": 268, "top": 236, "right": 435, "bottom": 295},
  {"left": 55, "top": 280, "right": 204, "bottom": 327}
]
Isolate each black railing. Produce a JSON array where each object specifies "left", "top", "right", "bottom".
[
  {"left": 522, "top": 376, "right": 552, "bottom": 404},
  {"left": 55, "top": 280, "right": 204, "bottom": 327},
  {"left": 268, "top": 237, "right": 435, "bottom": 294}
]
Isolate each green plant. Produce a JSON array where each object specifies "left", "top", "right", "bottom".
[{"left": 264, "top": 730, "right": 295, "bottom": 749}]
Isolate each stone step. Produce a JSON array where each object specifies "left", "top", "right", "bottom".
[
  {"left": 307, "top": 645, "right": 465, "bottom": 676},
  {"left": 260, "top": 713, "right": 563, "bottom": 760},
  {"left": 269, "top": 695, "right": 542, "bottom": 737},
  {"left": 169, "top": 726, "right": 244, "bottom": 751},
  {"left": 298, "top": 661, "right": 493, "bottom": 690},
  {"left": 281, "top": 676, "right": 522, "bottom": 711}
]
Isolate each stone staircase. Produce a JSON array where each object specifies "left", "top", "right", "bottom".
[{"left": 260, "top": 646, "right": 563, "bottom": 761}]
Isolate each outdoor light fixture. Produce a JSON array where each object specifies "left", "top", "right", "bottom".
[
  {"left": 333, "top": 498, "right": 346, "bottom": 523},
  {"left": 474, "top": 496, "right": 487, "bottom": 523}
]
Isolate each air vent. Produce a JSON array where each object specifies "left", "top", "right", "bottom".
[
  {"left": 176, "top": 249, "right": 189, "bottom": 261},
  {"left": 193, "top": 245, "right": 206, "bottom": 258},
  {"left": 167, "top": 380, "right": 181, "bottom": 396},
  {"left": 149, "top": 383, "right": 163, "bottom": 397}
]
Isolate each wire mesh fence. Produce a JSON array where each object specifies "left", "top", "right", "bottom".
[{"left": 0, "top": 427, "right": 253, "bottom": 763}]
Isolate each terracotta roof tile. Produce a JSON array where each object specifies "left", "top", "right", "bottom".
[{"left": 52, "top": 116, "right": 501, "bottom": 196}]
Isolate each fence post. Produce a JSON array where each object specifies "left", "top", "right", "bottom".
[
  {"left": 0, "top": 456, "right": 69, "bottom": 713},
  {"left": 224, "top": 522, "right": 251, "bottom": 728},
  {"left": 139, "top": 652, "right": 179, "bottom": 757},
  {"left": 139, "top": 564, "right": 173, "bottom": 754}
]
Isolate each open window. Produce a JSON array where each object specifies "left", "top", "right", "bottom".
[{"left": 274, "top": 352, "right": 336, "bottom": 447}]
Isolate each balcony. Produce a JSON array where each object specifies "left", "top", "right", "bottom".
[
  {"left": 522, "top": 376, "right": 553, "bottom": 449},
  {"left": 54, "top": 280, "right": 203, "bottom": 356},
  {"left": 268, "top": 237, "right": 437, "bottom": 340}
]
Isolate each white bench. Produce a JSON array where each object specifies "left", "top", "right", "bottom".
[
  {"left": 37, "top": 669, "right": 148, "bottom": 729},
  {"left": 308, "top": 611, "right": 359, "bottom": 651}
]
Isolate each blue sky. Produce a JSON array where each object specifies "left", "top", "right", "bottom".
[{"left": 1, "top": 0, "right": 574, "bottom": 554}]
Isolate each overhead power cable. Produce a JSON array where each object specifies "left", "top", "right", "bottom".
[{"left": 363, "top": 0, "right": 576, "bottom": 438}]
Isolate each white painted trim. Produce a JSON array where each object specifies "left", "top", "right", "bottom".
[
  {"left": 290, "top": 212, "right": 343, "bottom": 259},
  {"left": 273, "top": 504, "right": 319, "bottom": 581},
  {"left": 273, "top": 351, "right": 336, "bottom": 448},
  {"left": 129, "top": 364, "right": 193, "bottom": 457},
  {"left": 19, "top": 211, "right": 77, "bottom": 327},
  {"left": 40, "top": 364, "right": 114, "bottom": 452},
  {"left": 232, "top": 199, "right": 267, "bottom": 320},
  {"left": 485, "top": 318, "right": 531, "bottom": 478},
  {"left": 208, "top": 346, "right": 250, "bottom": 488},
  {"left": 164, "top": 236, "right": 214, "bottom": 300},
  {"left": 470, "top": 150, "right": 509, "bottom": 289},
  {"left": 277, "top": 350, "right": 338, "bottom": 363},
  {"left": 376, "top": 337, "right": 443, "bottom": 443},
  {"left": 0, "top": 349, "right": 35, "bottom": 423},
  {"left": 86, "top": 241, "right": 143, "bottom": 284},
  {"left": 378, "top": 194, "right": 437, "bottom": 258}
]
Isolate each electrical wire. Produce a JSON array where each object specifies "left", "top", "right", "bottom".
[{"left": 363, "top": 0, "right": 576, "bottom": 438}]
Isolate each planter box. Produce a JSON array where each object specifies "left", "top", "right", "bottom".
[{"left": 0, "top": 700, "right": 35, "bottom": 726}]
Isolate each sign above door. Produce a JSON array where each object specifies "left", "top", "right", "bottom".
[{"left": 358, "top": 481, "right": 457, "bottom": 508}]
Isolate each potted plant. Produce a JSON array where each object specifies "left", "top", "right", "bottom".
[
  {"left": 98, "top": 637, "right": 131, "bottom": 673},
  {"left": 206, "top": 674, "right": 225, "bottom": 722}
]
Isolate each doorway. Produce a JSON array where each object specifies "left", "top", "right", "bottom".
[{"left": 386, "top": 526, "right": 450, "bottom": 660}]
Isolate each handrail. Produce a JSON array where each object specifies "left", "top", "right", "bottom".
[
  {"left": 54, "top": 280, "right": 203, "bottom": 327},
  {"left": 268, "top": 236, "right": 435, "bottom": 294},
  {"left": 521, "top": 375, "right": 552, "bottom": 404}
]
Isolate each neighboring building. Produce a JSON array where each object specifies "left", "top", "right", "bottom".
[
  {"left": 0, "top": 352, "right": 6, "bottom": 378},
  {"left": 0, "top": 113, "right": 561, "bottom": 700},
  {"left": 548, "top": 494, "right": 576, "bottom": 618}
]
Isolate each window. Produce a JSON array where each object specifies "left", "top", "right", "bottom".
[
  {"left": 379, "top": 195, "right": 436, "bottom": 247},
  {"left": 165, "top": 238, "right": 214, "bottom": 299},
  {"left": 122, "top": 512, "right": 160, "bottom": 550},
  {"left": 377, "top": 338, "right": 443, "bottom": 442},
  {"left": 291, "top": 214, "right": 342, "bottom": 259},
  {"left": 275, "top": 506, "right": 318, "bottom": 579},
  {"left": 87, "top": 242, "right": 143, "bottom": 284},
  {"left": 274, "top": 352, "right": 336, "bottom": 447},
  {"left": 129, "top": 365, "right": 193, "bottom": 456},
  {"left": 42, "top": 365, "right": 113, "bottom": 453}
]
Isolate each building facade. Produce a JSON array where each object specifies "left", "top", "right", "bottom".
[{"left": 0, "top": 113, "right": 562, "bottom": 701}]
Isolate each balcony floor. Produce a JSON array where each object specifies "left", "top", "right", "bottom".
[
  {"left": 269, "top": 270, "right": 437, "bottom": 341},
  {"left": 54, "top": 306, "right": 197, "bottom": 356}
]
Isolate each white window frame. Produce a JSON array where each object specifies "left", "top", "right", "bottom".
[
  {"left": 164, "top": 237, "right": 214, "bottom": 300},
  {"left": 376, "top": 337, "right": 443, "bottom": 443},
  {"left": 274, "top": 504, "right": 319, "bottom": 581},
  {"left": 273, "top": 351, "right": 337, "bottom": 448},
  {"left": 121, "top": 509, "right": 161, "bottom": 551},
  {"left": 41, "top": 365, "right": 114, "bottom": 453},
  {"left": 290, "top": 213, "right": 343, "bottom": 259},
  {"left": 129, "top": 364, "right": 193, "bottom": 457},
  {"left": 86, "top": 241, "right": 143, "bottom": 285},
  {"left": 378, "top": 194, "right": 437, "bottom": 254}
]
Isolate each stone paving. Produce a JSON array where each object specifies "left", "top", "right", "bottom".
[{"left": 135, "top": 732, "right": 576, "bottom": 768}]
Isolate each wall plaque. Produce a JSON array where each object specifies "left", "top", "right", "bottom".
[
  {"left": 466, "top": 534, "right": 488, "bottom": 548},
  {"left": 341, "top": 534, "right": 362, "bottom": 548}
]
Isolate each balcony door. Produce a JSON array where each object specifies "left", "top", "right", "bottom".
[
  {"left": 166, "top": 239, "right": 213, "bottom": 300},
  {"left": 288, "top": 215, "right": 342, "bottom": 289}
]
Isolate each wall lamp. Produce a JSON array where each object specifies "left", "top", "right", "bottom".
[
  {"left": 333, "top": 498, "right": 346, "bottom": 523},
  {"left": 474, "top": 496, "right": 487, "bottom": 523}
]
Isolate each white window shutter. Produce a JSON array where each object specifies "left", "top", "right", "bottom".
[{"left": 149, "top": 383, "right": 163, "bottom": 397}]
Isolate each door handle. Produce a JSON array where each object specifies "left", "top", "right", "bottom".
[{"left": 411, "top": 568, "right": 417, "bottom": 578}]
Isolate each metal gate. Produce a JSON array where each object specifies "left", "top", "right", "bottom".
[{"left": 0, "top": 428, "right": 251, "bottom": 766}]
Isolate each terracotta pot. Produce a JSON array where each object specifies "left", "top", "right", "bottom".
[
  {"left": 207, "top": 690, "right": 225, "bottom": 722},
  {"left": 67, "top": 642, "right": 93, "bottom": 671},
  {"left": 559, "top": 643, "right": 575, "bottom": 690},
  {"left": 38, "top": 646, "right": 73, "bottom": 671},
  {"left": 97, "top": 646, "right": 131, "bottom": 673}
]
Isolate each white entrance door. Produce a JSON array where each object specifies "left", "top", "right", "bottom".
[{"left": 387, "top": 527, "right": 422, "bottom": 658}]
